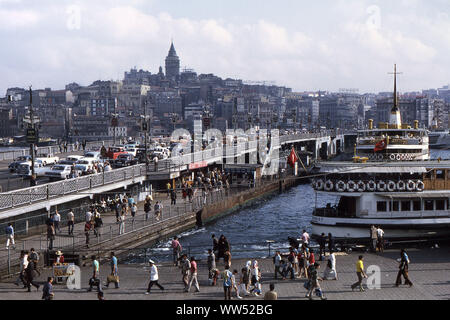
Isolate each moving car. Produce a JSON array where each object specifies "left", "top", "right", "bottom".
[
  {"left": 59, "top": 155, "right": 84, "bottom": 165},
  {"left": 15, "top": 161, "right": 49, "bottom": 178},
  {"left": 83, "top": 151, "right": 101, "bottom": 161},
  {"left": 36, "top": 153, "right": 59, "bottom": 166},
  {"left": 8, "top": 155, "right": 33, "bottom": 172},
  {"left": 105, "top": 147, "right": 128, "bottom": 160},
  {"left": 114, "top": 153, "right": 138, "bottom": 167},
  {"left": 45, "top": 164, "right": 73, "bottom": 180},
  {"left": 74, "top": 158, "right": 95, "bottom": 173}
]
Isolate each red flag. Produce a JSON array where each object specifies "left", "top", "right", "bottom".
[
  {"left": 374, "top": 139, "right": 387, "bottom": 152},
  {"left": 287, "top": 147, "right": 298, "bottom": 168}
]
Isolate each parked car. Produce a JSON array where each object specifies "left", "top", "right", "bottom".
[
  {"left": 45, "top": 164, "right": 73, "bottom": 180},
  {"left": 36, "top": 153, "right": 59, "bottom": 166},
  {"left": 15, "top": 161, "right": 49, "bottom": 178},
  {"left": 8, "top": 155, "right": 33, "bottom": 172},
  {"left": 114, "top": 153, "right": 138, "bottom": 168},
  {"left": 59, "top": 155, "right": 84, "bottom": 165}
]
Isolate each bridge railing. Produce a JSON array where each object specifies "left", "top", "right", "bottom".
[{"left": 0, "top": 140, "right": 114, "bottom": 162}]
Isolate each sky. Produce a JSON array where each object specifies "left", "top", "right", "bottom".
[{"left": 0, "top": 0, "right": 449, "bottom": 94}]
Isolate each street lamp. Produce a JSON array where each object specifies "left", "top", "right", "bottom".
[
  {"left": 140, "top": 101, "right": 150, "bottom": 166},
  {"left": 23, "top": 86, "right": 40, "bottom": 186}
]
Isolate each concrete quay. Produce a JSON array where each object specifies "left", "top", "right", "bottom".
[{"left": 0, "top": 246, "right": 448, "bottom": 300}]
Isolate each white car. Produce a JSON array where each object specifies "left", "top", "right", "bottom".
[
  {"left": 59, "top": 155, "right": 84, "bottom": 165},
  {"left": 36, "top": 153, "right": 59, "bottom": 166},
  {"left": 83, "top": 151, "right": 101, "bottom": 161},
  {"left": 15, "top": 161, "right": 49, "bottom": 178},
  {"left": 45, "top": 164, "right": 73, "bottom": 180},
  {"left": 74, "top": 158, "right": 95, "bottom": 173},
  {"left": 124, "top": 147, "right": 137, "bottom": 157}
]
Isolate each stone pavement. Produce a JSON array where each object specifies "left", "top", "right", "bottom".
[{"left": 0, "top": 245, "right": 448, "bottom": 300}]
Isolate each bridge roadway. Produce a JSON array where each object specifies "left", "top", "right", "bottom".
[{"left": 0, "top": 130, "right": 345, "bottom": 218}]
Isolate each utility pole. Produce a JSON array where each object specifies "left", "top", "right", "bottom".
[{"left": 111, "top": 98, "right": 118, "bottom": 146}]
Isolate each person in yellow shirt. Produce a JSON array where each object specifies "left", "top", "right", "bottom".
[{"left": 351, "top": 255, "right": 367, "bottom": 292}]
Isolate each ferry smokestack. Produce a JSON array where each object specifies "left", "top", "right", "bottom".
[
  {"left": 368, "top": 119, "right": 373, "bottom": 130},
  {"left": 414, "top": 120, "right": 419, "bottom": 129}
]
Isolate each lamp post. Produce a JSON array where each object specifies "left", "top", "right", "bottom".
[
  {"left": 141, "top": 101, "right": 150, "bottom": 166},
  {"left": 23, "top": 87, "right": 40, "bottom": 187}
]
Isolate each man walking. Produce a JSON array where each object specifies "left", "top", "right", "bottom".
[
  {"left": 180, "top": 254, "right": 191, "bottom": 292},
  {"left": 15, "top": 250, "right": 28, "bottom": 287},
  {"left": 305, "top": 262, "right": 326, "bottom": 300},
  {"left": 5, "top": 223, "right": 15, "bottom": 250},
  {"left": 105, "top": 252, "right": 119, "bottom": 289},
  {"left": 207, "top": 249, "right": 217, "bottom": 285},
  {"left": 370, "top": 225, "right": 377, "bottom": 252},
  {"left": 171, "top": 236, "right": 182, "bottom": 266},
  {"left": 53, "top": 210, "right": 61, "bottom": 234},
  {"left": 25, "top": 256, "right": 40, "bottom": 292},
  {"left": 222, "top": 264, "right": 233, "bottom": 300},
  {"left": 351, "top": 255, "right": 368, "bottom": 292},
  {"left": 146, "top": 260, "right": 164, "bottom": 294},
  {"left": 47, "top": 223, "right": 55, "bottom": 251},
  {"left": 186, "top": 257, "right": 200, "bottom": 293},
  {"left": 395, "top": 249, "right": 413, "bottom": 287},
  {"left": 67, "top": 210, "right": 75, "bottom": 235},
  {"left": 170, "top": 189, "right": 177, "bottom": 205},
  {"left": 273, "top": 251, "right": 285, "bottom": 280},
  {"left": 301, "top": 229, "right": 310, "bottom": 245},
  {"left": 376, "top": 226, "right": 385, "bottom": 253},
  {"left": 154, "top": 201, "right": 162, "bottom": 221},
  {"left": 88, "top": 255, "right": 102, "bottom": 293}
]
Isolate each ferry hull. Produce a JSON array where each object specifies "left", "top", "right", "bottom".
[{"left": 311, "top": 216, "right": 450, "bottom": 242}]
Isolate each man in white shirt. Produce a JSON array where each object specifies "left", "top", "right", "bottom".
[
  {"left": 53, "top": 210, "right": 61, "bottom": 234},
  {"left": 376, "top": 226, "right": 385, "bottom": 253},
  {"left": 146, "top": 260, "right": 164, "bottom": 294},
  {"left": 301, "top": 229, "right": 310, "bottom": 245},
  {"left": 15, "top": 250, "right": 29, "bottom": 287},
  {"left": 67, "top": 210, "right": 75, "bottom": 235},
  {"left": 86, "top": 210, "right": 93, "bottom": 223}
]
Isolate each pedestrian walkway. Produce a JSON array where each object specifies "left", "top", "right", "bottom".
[
  {"left": 0, "top": 246, "right": 449, "bottom": 300},
  {"left": 0, "top": 187, "right": 239, "bottom": 276}
]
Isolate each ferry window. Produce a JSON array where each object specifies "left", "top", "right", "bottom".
[
  {"left": 436, "top": 200, "right": 445, "bottom": 210},
  {"left": 413, "top": 201, "right": 421, "bottom": 211},
  {"left": 424, "top": 200, "right": 434, "bottom": 211},
  {"left": 401, "top": 201, "right": 411, "bottom": 211},
  {"left": 392, "top": 201, "right": 400, "bottom": 211},
  {"left": 436, "top": 170, "right": 444, "bottom": 179},
  {"left": 425, "top": 170, "right": 433, "bottom": 179},
  {"left": 377, "top": 201, "right": 387, "bottom": 212}
]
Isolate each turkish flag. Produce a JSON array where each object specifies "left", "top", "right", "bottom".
[
  {"left": 374, "top": 139, "right": 387, "bottom": 152},
  {"left": 287, "top": 147, "right": 298, "bottom": 168}
]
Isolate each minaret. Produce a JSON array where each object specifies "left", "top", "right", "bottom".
[{"left": 389, "top": 64, "right": 402, "bottom": 129}]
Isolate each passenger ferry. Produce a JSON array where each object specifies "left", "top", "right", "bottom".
[{"left": 310, "top": 66, "right": 450, "bottom": 242}]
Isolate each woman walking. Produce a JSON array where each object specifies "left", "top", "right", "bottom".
[{"left": 323, "top": 252, "right": 338, "bottom": 280}]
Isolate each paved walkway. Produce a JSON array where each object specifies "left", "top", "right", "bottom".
[
  {"left": 0, "top": 246, "right": 449, "bottom": 300},
  {"left": 0, "top": 191, "right": 202, "bottom": 273}
]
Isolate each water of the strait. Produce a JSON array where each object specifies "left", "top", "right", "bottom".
[{"left": 125, "top": 149, "right": 450, "bottom": 263}]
